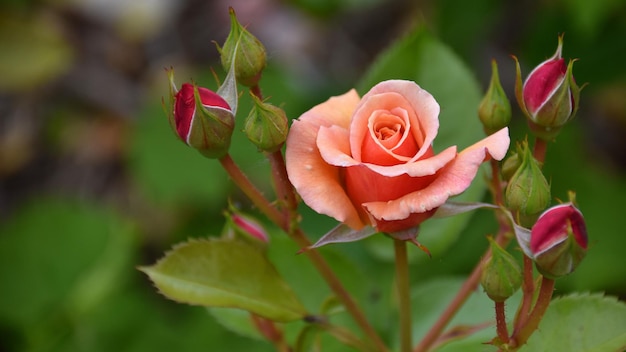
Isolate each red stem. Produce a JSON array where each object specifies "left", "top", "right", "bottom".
[
  {"left": 533, "top": 138, "right": 547, "bottom": 164},
  {"left": 495, "top": 301, "right": 509, "bottom": 344},
  {"left": 510, "top": 277, "right": 555, "bottom": 348},
  {"left": 268, "top": 150, "right": 298, "bottom": 229},
  {"left": 513, "top": 255, "right": 535, "bottom": 332}
]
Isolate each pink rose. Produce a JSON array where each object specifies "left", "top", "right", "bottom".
[{"left": 286, "top": 80, "right": 510, "bottom": 233}]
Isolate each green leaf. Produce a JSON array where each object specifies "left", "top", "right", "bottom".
[
  {"left": 358, "top": 26, "right": 488, "bottom": 262},
  {"left": 206, "top": 307, "right": 263, "bottom": 341},
  {"left": 139, "top": 238, "right": 308, "bottom": 322},
  {"left": 521, "top": 293, "right": 626, "bottom": 352}
]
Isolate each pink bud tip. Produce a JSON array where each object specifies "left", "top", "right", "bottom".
[
  {"left": 232, "top": 213, "right": 269, "bottom": 243},
  {"left": 530, "top": 203, "right": 587, "bottom": 255}
]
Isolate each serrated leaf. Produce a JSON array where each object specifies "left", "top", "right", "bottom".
[
  {"left": 521, "top": 293, "right": 626, "bottom": 352},
  {"left": 140, "top": 238, "right": 307, "bottom": 322},
  {"left": 358, "top": 26, "right": 488, "bottom": 262}
]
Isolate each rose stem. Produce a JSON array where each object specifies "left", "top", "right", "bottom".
[
  {"left": 250, "top": 314, "right": 290, "bottom": 352},
  {"left": 394, "top": 239, "right": 412, "bottom": 352},
  {"left": 219, "top": 154, "right": 389, "bottom": 352},
  {"left": 495, "top": 301, "right": 509, "bottom": 344},
  {"left": 251, "top": 84, "right": 263, "bottom": 100},
  {"left": 509, "top": 136, "right": 548, "bottom": 336},
  {"left": 414, "top": 160, "right": 510, "bottom": 352},
  {"left": 532, "top": 138, "right": 547, "bottom": 164},
  {"left": 512, "top": 255, "right": 535, "bottom": 333},
  {"left": 267, "top": 150, "right": 299, "bottom": 229},
  {"left": 510, "top": 277, "right": 555, "bottom": 348}
]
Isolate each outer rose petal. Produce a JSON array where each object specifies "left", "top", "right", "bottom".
[
  {"left": 363, "top": 128, "right": 510, "bottom": 224},
  {"left": 286, "top": 90, "right": 365, "bottom": 229}
]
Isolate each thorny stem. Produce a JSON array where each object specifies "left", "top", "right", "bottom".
[
  {"left": 394, "top": 239, "right": 412, "bottom": 352},
  {"left": 219, "top": 153, "right": 388, "bottom": 352},
  {"left": 268, "top": 150, "right": 298, "bottom": 229},
  {"left": 495, "top": 301, "right": 509, "bottom": 344},
  {"left": 251, "top": 84, "right": 263, "bottom": 100},
  {"left": 250, "top": 314, "right": 290, "bottom": 352},
  {"left": 510, "top": 277, "right": 555, "bottom": 348},
  {"left": 513, "top": 255, "right": 535, "bottom": 332},
  {"left": 413, "top": 231, "right": 511, "bottom": 352},
  {"left": 533, "top": 138, "right": 547, "bottom": 164}
]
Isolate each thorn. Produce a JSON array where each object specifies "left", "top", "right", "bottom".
[{"left": 409, "top": 238, "right": 432, "bottom": 258}]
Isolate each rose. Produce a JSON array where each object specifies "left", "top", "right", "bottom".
[
  {"left": 513, "top": 35, "right": 581, "bottom": 140},
  {"left": 285, "top": 80, "right": 510, "bottom": 233}
]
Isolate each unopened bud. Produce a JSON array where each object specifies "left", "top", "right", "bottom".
[
  {"left": 165, "top": 69, "right": 235, "bottom": 158},
  {"left": 478, "top": 59, "right": 511, "bottom": 135},
  {"left": 514, "top": 35, "right": 582, "bottom": 140},
  {"left": 244, "top": 94, "right": 288, "bottom": 152},
  {"left": 530, "top": 203, "right": 587, "bottom": 279},
  {"left": 501, "top": 151, "right": 521, "bottom": 182},
  {"left": 505, "top": 141, "right": 551, "bottom": 227},
  {"left": 481, "top": 237, "right": 522, "bottom": 302},
  {"left": 218, "top": 7, "right": 267, "bottom": 87}
]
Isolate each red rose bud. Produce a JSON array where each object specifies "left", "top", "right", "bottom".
[
  {"left": 244, "top": 93, "right": 288, "bottom": 152},
  {"left": 168, "top": 75, "right": 235, "bottom": 158},
  {"left": 530, "top": 203, "right": 587, "bottom": 279},
  {"left": 505, "top": 141, "right": 551, "bottom": 227},
  {"left": 217, "top": 7, "right": 267, "bottom": 87},
  {"left": 514, "top": 35, "right": 582, "bottom": 140},
  {"left": 478, "top": 59, "right": 511, "bottom": 135},
  {"left": 230, "top": 212, "right": 270, "bottom": 243},
  {"left": 481, "top": 237, "right": 522, "bottom": 302}
]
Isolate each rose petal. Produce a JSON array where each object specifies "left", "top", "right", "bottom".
[
  {"left": 350, "top": 81, "right": 440, "bottom": 163},
  {"left": 318, "top": 126, "right": 456, "bottom": 178},
  {"left": 363, "top": 127, "right": 510, "bottom": 223},
  {"left": 355, "top": 81, "right": 440, "bottom": 162},
  {"left": 286, "top": 90, "right": 365, "bottom": 229}
]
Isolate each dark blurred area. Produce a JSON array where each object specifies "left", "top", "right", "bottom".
[{"left": 1, "top": 0, "right": 626, "bottom": 351}]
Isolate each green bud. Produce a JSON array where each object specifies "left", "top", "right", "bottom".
[
  {"left": 244, "top": 94, "right": 288, "bottom": 152},
  {"left": 501, "top": 151, "right": 521, "bottom": 182},
  {"left": 505, "top": 140, "right": 551, "bottom": 227},
  {"left": 478, "top": 59, "right": 511, "bottom": 135},
  {"left": 218, "top": 7, "right": 267, "bottom": 87},
  {"left": 481, "top": 237, "right": 522, "bottom": 302}
]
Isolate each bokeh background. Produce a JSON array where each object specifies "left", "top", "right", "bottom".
[{"left": 1, "top": 0, "right": 625, "bottom": 351}]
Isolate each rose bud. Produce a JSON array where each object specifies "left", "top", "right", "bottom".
[
  {"left": 530, "top": 203, "right": 587, "bottom": 279},
  {"left": 217, "top": 7, "right": 267, "bottom": 87},
  {"left": 165, "top": 69, "right": 235, "bottom": 158},
  {"left": 481, "top": 237, "right": 522, "bottom": 302},
  {"left": 478, "top": 59, "right": 511, "bottom": 135},
  {"left": 505, "top": 141, "right": 550, "bottom": 227},
  {"left": 514, "top": 35, "right": 582, "bottom": 140},
  {"left": 244, "top": 93, "right": 289, "bottom": 153},
  {"left": 500, "top": 151, "right": 521, "bottom": 182},
  {"left": 229, "top": 212, "right": 270, "bottom": 244}
]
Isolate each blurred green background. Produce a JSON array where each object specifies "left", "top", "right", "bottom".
[{"left": 1, "top": 0, "right": 625, "bottom": 351}]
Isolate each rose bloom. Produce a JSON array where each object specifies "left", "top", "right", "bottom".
[{"left": 286, "top": 80, "right": 510, "bottom": 233}]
